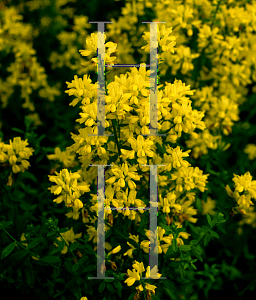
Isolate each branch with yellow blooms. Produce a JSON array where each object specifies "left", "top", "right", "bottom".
[{"left": 225, "top": 172, "right": 256, "bottom": 216}]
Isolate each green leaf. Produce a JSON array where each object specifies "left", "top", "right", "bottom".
[
  {"left": 163, "top": 279, "right": 177, "bottom": 298},
  {"left": 47, "top": 231, "right": 56, "bottom": 237},
  {"left": 216, "top": 224, "right": 226, "bottom": 234},
  {"left": 65, "top": 260, "right": 73, "bottom": 273},
  {"left": 72, "top": 263, "right": 80, "bottom": 273},
  {"left": 217, "top": 212, "right": 226, "bottom": 223},
  {"left": 106, "top": 283, "right": 114, "bottom": 292},
  {"left": 114, "top": 280, "right": 122, "bottom": 291},
  {"left": 127, "top": 292, "right": 136, "bottom": 300},
  {"left": 22, "top": 171, "right": 37, "bottom": 183},
  {"left": 7, "top": 277, "right": 14, "bottom": 283},
  {"left": 217, "top": 219, "right": 227, "bottom": 224},
  {"left": 190, "top": 240, "right": 198, "bottom": 246},
  {"left": 10, "top": 249, "right": 27, "bottom": 261},
  {"left": 137, "top": 212, "right": 148, "bottom": 236},
  {"left": 28, "top": 238, "right": 41, "bottom": 249},
  {"left": 84, "top": 265, "right": 97, "bottom": 272},
  {"left": 172, "top": 239, "right": 178, "bottom": 252},
  {"left": 25, "top": 265, "right": 34, "bottom": 287},
  {"left": 179, "top": 264, "right": 185, "bottom": 279},
  {"left": 159, "top": 223, "right": 173, "bottom": 235},
  {"left": 195, "top": 197, "right": 202, "bottom": 212},
  {"left": 58, "top": 240, "right": 65, "bottom": 252},
  {"left": 11, "top": 127, "right": 24, "bottom": 134},
  {"left": 183, "top": 262, "right": 189, "bottom": 269},
  {"left": 209, "top": 274, "right": 215, "bottom": 282},
  {"left": 209, "top": 230, "right": 219, "bottom": 239},
  {"left": 1, "top": 242, "right": 16, "bottom": 260},
  {"left": 105, "top": 227, "right": 112, "bottom": 239},
  {"left": 175, "top": 228, "right": 186, "bottom": 234},
  {"left": 35, "top": 154, "right": 44, "bottom": 164},
  {"left": 78, "top": 256, "right": 88, "bottom": 265},
  {"left": 206, "top": 214, "right": 212, "bottom": 226},
  {"left": 165, "top": 245, "right": 174, "bottom": 257},
  {"left": 1, "top": 221, "right": 13, "bottom": 229},
  {"left": 50, "top": 247, "right": 61, "bottom": 255},
  {"left": 202, "top": 225, "right": 209, "bottom": 233},
  {"left": 59, "top": 228, "right": 70, "bottom": 233},
  {"left": 155, "top": 142, "right": 165, "bottom": 155},
  {"left": 70, "top": 241, "right": 79, "bottom": 251},
  {"left": 166, "top": 171, "right": 172, "bottom": 180},
  {"left": 99, "top": 281, "right": 105, "bottom": 293},
  {"left": 41, "top": 256, "right": 61, "bottom": 263},
  {"left": 192, "top": 249, "right": 203, "bottom": 263},
  {"left": 84, "top": 244, "right": 96, "bottom": 255},
  {"left": 204, "top": 233, "right": 211, "bottom": 247},
  {"left": 191, "top": 263, "right": 197, "bottom": 270},
  {"left": 217, "top": 212, "right": 225, "bottom": 219},
  {"left": 179, "top": 245, "right": 191, "bottom": 251}
]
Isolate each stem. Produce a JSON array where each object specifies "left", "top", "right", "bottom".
[
  {"left": 210, "top": 0, "right": 222, "bottom": 29},
  {"left": 1, "top": 226, "right": 28, "bottom": 250},
  {"left": 0, "top": 168, "right": 12, "bottom": 201},
  {"left": 195, "top": 231, "right": 208, "bottom": 247},
  {"left": 195, "top": 223, "right": 215, "bottom": 247},
  {"left": 192, "top": 0, "right": 222, "bottom": 88},
  {"left": 0, "top": 225, "right": 59, "bottom": 269},
  {"left": 117, "top": 118, "right": 121, "bottom": 139},
  {"left": 112, "top": 119, "right": 123, "bottom": 166},
  {"left": 3, "top": 184, "right": 12, "bottom": 202}
]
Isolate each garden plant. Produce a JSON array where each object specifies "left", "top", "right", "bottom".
[{"left": 1, "top": 0, "right": 256, "bottom": 300}]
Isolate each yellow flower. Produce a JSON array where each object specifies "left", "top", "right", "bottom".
[
  {"left": 145, "top": 282, "right": 157, "bottom": 295},
  {"left": 201, "top": 197, "right": 216, "bottom": 215},
  {"left": 124, "top": 268, "right": 140, "bottom": 286},
  {"left": 141, "top": 24, "right": 177, "bottom": 54},
  {"left": 145, "top": 265, "right": 162, "bottom": 279},
  {"left": 53, "top": 227, "right": 82, "bottom": 254},
  {"left": 47, "top": 147, "right": 76, "bottom": 168},
  {"left": 20, "top": 233, "right": 28, "bottom": 247},
  {"left": 132, "top": 260, "right": 145, "bottom": 276},
  {"left": 48, "top": 168, "right": 90, "bottom": 208},
  {"left": 244, "top": 144, "right": 256, "bottom": 160},
  {"left": 1, "top": 137, "right": 34, "bottom": 173},
  {"left": 109, "top": 245, "right": 121, "bottom": 255},
  {"left": 124, "top": 233, "right": 139, "bottom": 258}
]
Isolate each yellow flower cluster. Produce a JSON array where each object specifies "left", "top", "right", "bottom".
[
  {"left": 237, "top": 206, "right": 256, "bottom": 236},
  {"left": 150, "top": 0, "right": 256, "bottom": 160},
  {"left": 49, "top": 15, "right": 93, "bottom": 75},
  {"left": 201, "top": 196, "right": 217, "bottom": 216},
  {"left": 79, "top": 32, "right": 118, "bottom": 71},
  {"left": 124, "top": 260, "right": 161, "bottom": 297},
  {"left": 0, "top": 137, "right": 34, "bottom": 174},
  {"left": 141, "top": 24, "right": 177, "bottom": 54},
  {"left": 53, "top": 227, "right": 82, "bottom": 254},
  {"left": 47, "top": 147, "right": 77, "bottom": 168},
  {"left": 139, "top": 225, "right": 190, "bottom": 256},
  {"left": 225, "top": 172, "right": 256, "bottom": 215},
  {"left": 39, "top": 1, "right": 256, "bottom": 297},
  {"left": 0, "top": 5, "right": 61, "bottom": 120},
  {"left": 59, "top": 23, "right": 213, "bottom": 294},
  {"left": 48, "top": 168, "right": 90, "bottom": 210},
  {"left": 244, "top": 144, "right": 256, "bottom": 160}
]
